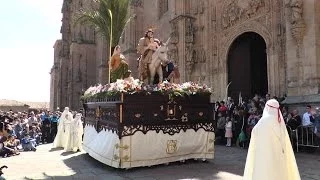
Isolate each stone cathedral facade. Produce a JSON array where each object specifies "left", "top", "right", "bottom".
[{"left": 50, "top": 0, "right": 320, "bottom": 111}]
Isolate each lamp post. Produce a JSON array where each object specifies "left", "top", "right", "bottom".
[{"left": 108, "top": 9, "right": 113, "bottom": 84}]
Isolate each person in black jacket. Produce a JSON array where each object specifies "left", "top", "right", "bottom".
[
  {"left": 41, "top": 112, "right": 51, "bottom": 144},
  {"left": 287, "top": 109, "right": 301, "bottom": 130}
]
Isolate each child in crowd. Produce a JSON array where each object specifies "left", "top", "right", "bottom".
[
  {"left": 29, "top": 126, "right": 41, "bottom": 145},
  {"left": 21, "top": 130, "right": 37, "bottom": 151},
  {"left": 225, "top": 116, "right": 233, "bottom": 147}
]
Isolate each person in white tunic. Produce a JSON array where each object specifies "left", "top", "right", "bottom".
[
  {"left": 243, "top": 99, "right": 300, "bottom": 180},
  {"left": 71, "top": 113, "right": 83, "bottom": 152},
  {"left": 53, "top": 107, "right": 74, "bottom": 150}
]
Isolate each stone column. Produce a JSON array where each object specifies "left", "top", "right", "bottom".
[
  {"left": 285, "top": 0, "right": 305, "bottom": 96},
  {"left": 169, "top": 0, "right": 196, "bottom": 83},
  {"left": 284, "top": 0, "right": 320, "bottom": 104}
]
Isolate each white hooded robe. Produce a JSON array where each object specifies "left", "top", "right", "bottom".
[
  {"left": 53, "top": 107, "right": 74, "bottom": 150},
  {"left": 71, "top": 113, "right": 83, "bottom": 152},
  {"left": 243, "top": 99, "right": 300, "bottom": 180}
]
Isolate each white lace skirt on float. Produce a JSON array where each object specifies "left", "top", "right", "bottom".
[{"left": 82, "top": 125, "right": 121, "bottom": 168}]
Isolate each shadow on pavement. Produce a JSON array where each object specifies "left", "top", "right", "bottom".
[
  {"left": 60, "top": 151, "right": 77, "bottom": 156},
  {"left": 43, "top": 146, "right": 246, "bottom": 179},
  {"left": 49, "top": 147, "right": 64, "bottom": 152}
]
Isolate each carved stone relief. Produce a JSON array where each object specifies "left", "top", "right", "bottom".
[
  {"left": 168, "top": 21, "right": 179, "bottom": 65},
  {"left": 191, "top": 0, "right": 197, "bottom": 15},
  {"left": 185, "top": 17, "right": 196, "bottom": 81},
  {"left": 221, "top": 0, "right": 267, "bottom": 29},
  {"left": 170, "top": 23, "right": 179, "bottom": 44},
  {"left": 191, "top": 0, "right": 205, "bottom": 15},
  {"left": 199, "top": 0, "right": 205, "bottom": 14},
  {"left": 185, "top": 44, "right": 195, "bottom": 80},
  {"left": 200, "top": 48, "right": 206, "bottom": 63},
  {"left": 211, "top": 5, "right": 216, "bottom": 21},
  {"left": 168, "top": 44, "right": 178, "bottom": 64},
  {"left": 185, "top": 18, "right": 195, "bottom": 43},
  {"left": 131, "top": 0, "right": 143, "bottom": 8},
  {"left": 193, "top": 47, "right": 206, "bottom": 63},
  {"left": 285, "top": 0, "right": 306, "bottom": 46}
]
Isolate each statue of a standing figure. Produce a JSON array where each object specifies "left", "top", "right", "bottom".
[
  {"left": 289, "top": 0, "right": 303, "bottom": 24},
  {"left": 110, "top": 45, "right": 130, "bottom": 83}
]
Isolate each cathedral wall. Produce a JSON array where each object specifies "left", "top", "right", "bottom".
[
  {"left": 189, "top": 0, "right": 210, "bottom": 85},
  {"left": 95, "top": 35, "right": 108, "bottom": 84},
  {"left": 285, "top": 0, "right": 320, "bottom": 97},
  {"left": 129, "top": 0, "right": 288, "bottom": 101},
  {"left": 316, "top": 0, "right": 320, "bottom": 84},
  {"left": 69, "top": 43, "right": 96, "bottom": 110},
  {"left": 49, "top": 70, "right": 55, "bottom": 111},
  {"left": 58, "top": 56, "right": 69, "bottom": 109},
  {"left": 51, "top": 0, "right": 320, "bottom": 110},
  {"left": 302, "top": 0, "right": 319, "bottom": 95},
  {"left": 118, "top": 4, "right": 141, "bottom": 78},
  {"left": 70, "top": 0, "right": 96, "bottom": 44},
  {"left": 62, "top": 0, "right": 98, "bottom": 110},
  {"left": 50, "top": 40, "right": 63, "bottom": 111}
]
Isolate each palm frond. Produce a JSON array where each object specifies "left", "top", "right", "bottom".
[
  {"left": 74, "top": 11, "right": 110, "bottom": 38},
  {"left": 74, "top": 0, "right": 133, "bottom": 46}
]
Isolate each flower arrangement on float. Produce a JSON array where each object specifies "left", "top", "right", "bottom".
[{"left": 81, "top": 77, "right": 212, "bottom": 101}]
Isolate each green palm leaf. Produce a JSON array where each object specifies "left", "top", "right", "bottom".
[{"left": 74, "top": 0, "right": 133, "bottom": 47}]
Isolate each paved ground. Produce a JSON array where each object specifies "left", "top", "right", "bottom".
[{"left": 1, "top": 144, "right": 320, "bottom": 180}]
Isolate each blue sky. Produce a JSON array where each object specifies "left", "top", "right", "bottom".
[{"left": 0, "top": 0, "right": 63, "bottom": 102}]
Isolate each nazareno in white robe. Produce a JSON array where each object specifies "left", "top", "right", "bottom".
[
  {"left": 53, "top": 107, "right": 74, "bottom": 150},
  {"left": 71, "top": 113, "right": 83, "bottom": 152},
  {"left": 243, "top": 99, "right": 300, "bottom": 180}
]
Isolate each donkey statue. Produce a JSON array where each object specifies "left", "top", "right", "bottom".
[{"left": 139, "top": 37, "right": 171, "bottom": 84}]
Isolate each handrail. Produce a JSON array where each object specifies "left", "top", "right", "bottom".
[{"left": 295, "top": 125, "right": 319, "bottom": 152}]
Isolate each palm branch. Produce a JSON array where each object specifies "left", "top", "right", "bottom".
[
  {"left": 74, "top": 0, "right": 133, "bottom": 47},
  {"left": 74, "top": 0, "right": 134, "bottom": 83}
]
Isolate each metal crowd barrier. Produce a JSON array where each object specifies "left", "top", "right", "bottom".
[
  {"left": 286, "top": 125, "right": 294, "bottom": 145},
  {"left": 295, "top": 125, "right": 319, "bottom": 152}
]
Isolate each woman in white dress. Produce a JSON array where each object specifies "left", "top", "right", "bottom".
[{"left": 53, "top": 107, "right": 74, "bottom": 150}]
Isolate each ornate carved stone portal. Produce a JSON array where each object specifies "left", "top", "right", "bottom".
[{"left": 221, "top": 0, "right": 267, "bottom": 29}]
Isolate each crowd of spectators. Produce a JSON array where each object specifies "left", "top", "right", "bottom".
[
  {"left": 215, "top": 94, "right": 320, "bottom": 148},
  {"left": 0, "top": 110, "right": 61, "bottom": 158}
]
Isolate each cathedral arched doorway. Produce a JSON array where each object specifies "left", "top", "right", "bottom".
[{"left": 227, "top": 32, "right": 268, "bottom": 102}]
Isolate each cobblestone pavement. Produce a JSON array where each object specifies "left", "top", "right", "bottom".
[{"left": 1, "top": 144, "right": 320, "bottom": 180}]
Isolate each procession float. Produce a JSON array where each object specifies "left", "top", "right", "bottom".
[
  {"left": 81, "top": 79, "right": 215, "bottom": 169},
  {"left": 79, "top": 22, "right": 215, "bottom": 168}
]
